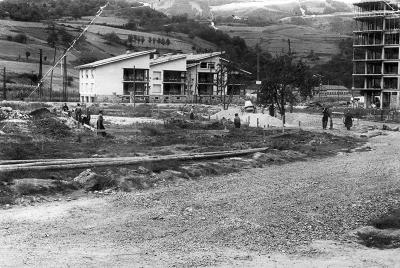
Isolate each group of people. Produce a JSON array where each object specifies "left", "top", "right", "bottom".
[
  {"left": 322, "top": 107, "right": 354, "bottom": 131},
  {"left": 61, "top": 103, "right": 106, "bottom": 136}
]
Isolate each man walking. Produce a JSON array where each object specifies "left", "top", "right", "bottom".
[{"left": 234, "top": 113, "right": 241, "bottom": 128}]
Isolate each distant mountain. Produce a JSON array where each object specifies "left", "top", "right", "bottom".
[{"left": 137, "top": 0, "right": 352, "bottom": 20}]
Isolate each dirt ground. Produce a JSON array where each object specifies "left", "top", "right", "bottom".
[{"left": 1, "top": 117, "right": 400, "bottom": 266}]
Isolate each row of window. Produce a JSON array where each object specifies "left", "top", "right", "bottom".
[{"left": 80, "top": 69, "right": 95, "bottom": 79}]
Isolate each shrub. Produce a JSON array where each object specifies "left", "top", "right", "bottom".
[{"left": 13, "top": 33, "right": 27, "bottom": 44}]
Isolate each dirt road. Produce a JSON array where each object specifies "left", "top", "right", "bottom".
[{"left": 1, "top": 131, "right": 400, "bottom": 267}]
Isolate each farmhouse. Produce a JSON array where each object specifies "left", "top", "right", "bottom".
[{"left": 77, "top": 50, "right": 251, "bottom": 103}]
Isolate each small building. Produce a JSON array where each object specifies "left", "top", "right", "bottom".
[{"left": 313, "top": 85, "right": 352, "bottom": 100}]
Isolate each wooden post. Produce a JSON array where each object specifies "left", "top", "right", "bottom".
[
  {"left": 38, "top": 48, "right": 43, "bottom": 99},
  {"left": 282, "top": 120, "right": 285, "bottom": 133},
  {"left": 257, "top": 117, "right": 259, "bottom": 128},
  {"left": 2, "top": 67, "right": 6, "bottom": 100},
  {"left": 299, "top": 121, "right": 301, "bottom": 129}
]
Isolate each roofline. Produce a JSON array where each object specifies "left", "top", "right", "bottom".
[
  {"left": 187, "top": 51, "right": 225, "bottom": 62},
  {"left": 150, "top": 54, "right": 186, "bottom": 66},
  {"left": 220, "top": 57, "right": 252, "bottom": 75},
  {"left": 76, "top": 50, "right": 156, "bottom": 69}
]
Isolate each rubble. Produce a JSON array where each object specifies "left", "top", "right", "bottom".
[
  {"left": 73, "top": 169, "right": 116, "bottom": 191},
  {"left": 0, "top": 107, "right": 31, "bottom": 121}
]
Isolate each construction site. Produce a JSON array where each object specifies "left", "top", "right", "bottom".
[{"left": 0, "top": 0, "right": 400, "bottom": 267}]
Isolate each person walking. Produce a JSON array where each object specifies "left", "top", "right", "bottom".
[
  {"left": 344, "top": 110, "right": 353, "bottom": 130},
  {"left": 97, "top": 110, "right": 106, "bottom": 136},
  {"left": 322, "top": 107, "right": 330, "bottom": 130},
  {"left": 234, "top": 113, "right": 241, "bottom": 128}
]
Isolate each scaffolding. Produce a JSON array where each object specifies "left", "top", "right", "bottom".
[{"left": 353, "top": 0, "right": 400, "bottom": 108}]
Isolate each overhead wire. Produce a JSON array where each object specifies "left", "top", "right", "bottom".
[{"left": 27, "top": 1, "right": 110, "bottom": 98}]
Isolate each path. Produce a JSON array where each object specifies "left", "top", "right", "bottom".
[{"left": 1, "top": 131, "right": 400, "bottom": 267}]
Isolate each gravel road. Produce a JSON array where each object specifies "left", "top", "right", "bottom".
[{"left": 1, "top": 129, "right": 400, "bottom": 267}]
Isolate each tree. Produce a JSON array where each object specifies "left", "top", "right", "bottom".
[
  {"left": 259, "top": 54, "right": 309, "bottom": 124},
  {"left": 215, "top": 60, "right": 248, "bottom": 110},
  {"left": 166, "top": 38, "right": 170, "bottom": 46},
  {"left": 148, "top": 36, "right": 152, "bottom": 44},
  {"left": 127, "top": 34, "right": 133, "bottom": 46},
  {"left": 25, "top": 51, "right": 30, "bottom": 61}
]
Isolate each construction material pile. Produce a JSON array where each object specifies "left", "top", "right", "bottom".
[
  {"left": 0, "top": 107, "right": 31, "bottom": 121},
  {"left": 211, "top": 107, "right": 285, "bottom": 128}
]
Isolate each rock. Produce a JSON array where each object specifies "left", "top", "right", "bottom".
[
  {"left": 137, "top": 166, "right": 151, "bottom": 174},
  {"left": 0, "top": 107, "right": 12, "bottom": 112},
  {"left": 252, "top": 152, "right": 265, "bottom": 160},
  {"left": 158, "top": 170, "right": 184, "bottom": 181},
  {"left": 73, "top": 169, "right": 115, "bottom": 191}
]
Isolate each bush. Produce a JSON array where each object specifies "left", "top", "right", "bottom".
[{"left": 13, "top": 33, "right": 27, "bottom": 44}]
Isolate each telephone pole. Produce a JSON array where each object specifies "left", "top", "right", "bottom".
[
  {"left": 38, "top": 48, "right": 43, "bottom": 98},
  {"left": 62, "top": 53, "right": 68, "bottom": 102},
  {"left": 2, "top": 67, "right": 6, "bottom": 100}
]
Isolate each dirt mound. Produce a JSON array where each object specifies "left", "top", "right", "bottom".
[
  {"left": 29, "top": 108, "right": 54, "bottom": 119},
  {"left": 33, "top": 117, "right": 71, "bottom": 138}
]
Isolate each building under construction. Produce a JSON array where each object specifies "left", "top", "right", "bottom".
[{"left": 353, "top": 0, "right": 400, "bottom": 108}]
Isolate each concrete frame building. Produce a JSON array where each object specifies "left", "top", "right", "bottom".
[{"left": 353, "top": 0, "right": 400, "bottom": 109}]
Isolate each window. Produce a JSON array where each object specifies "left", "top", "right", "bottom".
[
  {"left": 91, "top": 70, "right": 94, "bottom": 78},
  {"left": 81, "top": 71, "right": 83, "bottom": 78},
  {"left": 153, "top": 71, "right": 161, "bottom": 80},
  {"left": 200, "top": 62, "right": 208, "bottom": 68},
  {"left": 208, "top": 63, "right": 215, "bottom": 69},
  {"left": 85, "top": 70, "right": 88, "bottom": 78},
  {"left": 152, "top": 84, "right": 161, "bottom": 93}
]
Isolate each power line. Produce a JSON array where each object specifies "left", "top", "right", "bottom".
[{"left": 27, "top": 1, "right": 110, "bottom": 98}]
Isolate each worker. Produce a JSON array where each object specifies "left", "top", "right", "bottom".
[
  {"left": 97, "top": 110, "right": 106, "bottom": 136},
  {"left": 62, "top": 103, "right": 69, "bottom": 112},
  {"left": 82, "top": 107, "right": 91, "bottom": 125},
  {"left": 189, "top": 106, "right": 195, "bottom": 120},
  {"left": 75, "top": 103, "right": 82, "bottom": 123},
  {"left": 343, "top": 110, "right": 353, "bottom": 130},
  {"left": 322, "top": 107, "right": 330, "bottom": 130},
  {"left": 234, "top": 113, "right": 241, "bottom": 128}
]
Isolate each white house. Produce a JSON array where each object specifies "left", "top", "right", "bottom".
[
  {"left": 77, "top": 50, "right": 251, "bottom": 103},
  {"left": 77, "top": 50, "right": 155, "bottom": 103},
  {"left": 149, "top": 54, "right": 187, "bottom": 102}
]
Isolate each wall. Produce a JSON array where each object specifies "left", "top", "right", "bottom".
[
  {"left": 93, "top": 54, "right": 150, "bottom": 96},
  {"left": 149, "top": 57, "right": 186, "bottom": 95}
]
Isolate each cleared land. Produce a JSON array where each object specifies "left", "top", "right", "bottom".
[{"left": 0, "top": 103, "right": 399, "bottom": 266}]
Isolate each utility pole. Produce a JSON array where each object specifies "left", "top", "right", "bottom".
[
  {"left": 133, "top": 65, "right": 136, "bottom": 107},
  {"left": 287, "top": 39, "right": 292, "bottom": 56},
  {"left": 38, "top": 48, "right": 43, "bottom": 99},
  {"left": 62, "top": 53, "right": 68, "bottom": 102},
  {"left": 50, "top": 46, "right": 57, "bottom": 101},
  {"left": 2, "top": 67, "right": 6, "bottom": 100}
]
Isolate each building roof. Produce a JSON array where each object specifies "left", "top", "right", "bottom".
[
  {"left": 150, "top": 54, "right": 186, "bottom": 66},
  {"left": 186, "top": 52, "right": 224, "bottom": 62},
  {"left": 220, "top": 58, "right": 252, "bottom": 75},
  {"left": 314, "top": 85, "right": 349, "bottom": 91},
  {"left": 76, "top": 50, "right": 156, "bottom": 69},
  {"left": 187, "top": 63, "right": 200, "bottom": 69}
]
